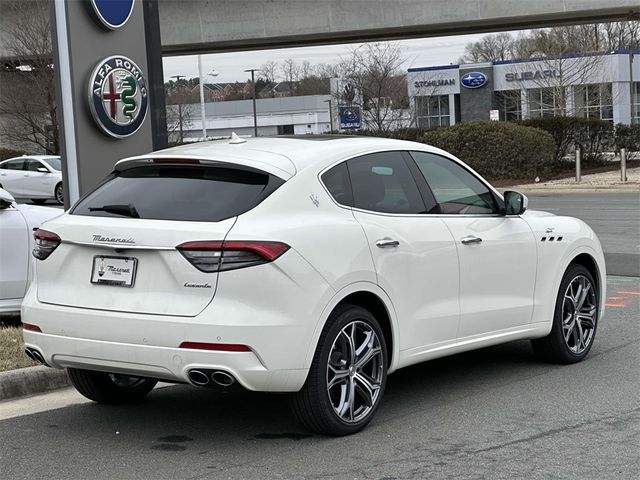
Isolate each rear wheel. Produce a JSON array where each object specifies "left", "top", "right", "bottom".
[
  {"left": 290, "top": 304, "right": 387, "bottom": 436},
  {"left": 531, "top": 264, "right": 598, "bottom": 364},
  {"left": 67, "top": 368, "right": 157, "bottom": 404},
  {"left": 55, "top": 182, "right": 64, "bottom": 205}
]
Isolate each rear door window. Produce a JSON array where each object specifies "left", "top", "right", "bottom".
[
  {"left": 1, "top": 159, "right": 25, "bottom": 170},
  {"left": 71, "top": 164, "right": 284, "bottom": 222},
  {"left": 346, "top": 152, "right": 427, "bottom": 214}
]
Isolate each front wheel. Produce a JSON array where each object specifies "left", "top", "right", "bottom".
[
  {"left": 54, "top": 182, "right": 64, "bottom": 205},
  {"left": 67, "top": 368, "right": 157, "bottom": 404},
  {"left": 290, "top": 305, "right": 387, "bottom": 436},
  {"left": 531, "top": 264, "right": 599, "bottom": 364}
]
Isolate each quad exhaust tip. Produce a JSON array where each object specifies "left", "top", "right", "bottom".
[
  {"left": 187, "top": 369, "right": 237, "bottom": 388},
  {"left": 24, "top": 347, "right": 48, "bottom": 367}
]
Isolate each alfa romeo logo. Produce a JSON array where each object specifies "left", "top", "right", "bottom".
[{"left": 88, "top": 55, "right": 148, "bottom": 138}]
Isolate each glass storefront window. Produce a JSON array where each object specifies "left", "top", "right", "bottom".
[
  {"left": 416, "top": 95, "right": 451, "bottom": 129},
  {"left": 574, "top": 83, "right": 614, "bottom": 122}
]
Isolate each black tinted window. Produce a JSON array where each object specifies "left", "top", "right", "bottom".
[
  {"left": 25, "top": 160, "right": 43, "bottom": 172},
  {"left": 72, "top": 165, "right": 284, "bottom": 222},
  {"left": 1, "top": 160, "right": 24, "bottom": 170},
  {"left": 347, "top": 152, "right": 426, "bottom": 214},
  {"left": 410, "top": 151, "right": 499, "bottom": 214},
  {"left": 321, "top": 162, "right": 353, "bottom": 206}
]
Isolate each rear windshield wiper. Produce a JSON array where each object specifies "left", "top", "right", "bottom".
[{"left": 88, "top": 204, "right": 140, "bottom": 218}]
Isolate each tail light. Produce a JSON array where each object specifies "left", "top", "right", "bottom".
[
  {"left": 176, "top": 240, "right": 290, "bottom": 272},
  {"left": 32, "top": 229, "right": 61, "bottom": 260}
]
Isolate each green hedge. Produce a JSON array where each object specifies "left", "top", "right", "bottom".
[
  {"left": 519, "top": 117, "right": 615, "bottom": 163},
  {"left": 615, "top": 123, "right": 640, "bottom": 152},
  {"left": 421, "top": 121, "right": 556, "bottom": 179}
]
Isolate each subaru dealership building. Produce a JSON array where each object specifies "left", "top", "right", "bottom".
[{"left": 408, "top": 50, "right": 639, "bottom": 128}]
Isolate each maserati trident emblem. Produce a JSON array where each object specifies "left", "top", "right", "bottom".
[{"left": 88, "top": 55, "right": 148, "bottom": 138}]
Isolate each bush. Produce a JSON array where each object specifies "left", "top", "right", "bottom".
[
  {"left": 614, "top": 123, "right": 640, "bottom": 152},
  {"left": 421, "top": 121, "right": 556, "bottom": 180},
  {"left": 0, "top": 148, "right": 25, "bottom": 161},
  {"left": 519, "top": 117, "right": 615, "bottom": 164}
]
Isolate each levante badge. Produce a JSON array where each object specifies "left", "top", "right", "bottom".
[{"left": 88, "top": 55, "right": 148, "bottom": 138}]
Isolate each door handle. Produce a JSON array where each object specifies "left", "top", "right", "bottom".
[
  {"left": 376, "top": 238, "right": 400, "bottom": 248},
  {"left": 461, "top": 235, "right": 482, "bottom": 245}
]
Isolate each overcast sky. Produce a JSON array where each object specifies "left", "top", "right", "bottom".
[{"left": 162, "top": 32, "right": 522, "bottom": 83}]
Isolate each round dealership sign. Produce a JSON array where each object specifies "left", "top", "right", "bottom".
[
  {"left": 90, "top": 0, "right": 135, "bottom": 30},
  {"left": 88, "top": 55, "right": 148, "bottom": 139},
  {"left": 460, "top": 72, "right": 488, "bottom": 89}
]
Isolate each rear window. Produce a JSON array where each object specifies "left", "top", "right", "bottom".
[{"left": 71, "top": 165, "right": 284, "bottom": 222}]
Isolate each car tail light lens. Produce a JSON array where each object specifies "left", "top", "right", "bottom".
[
  {"left": 179, "top": 342, "right": 251, "bottom": 352},
  {"left": 32, "top": 229, "right": 61, "bottom": 260},
  {"left": 176, "top": 240, "right": 290, "bottom": 272},
  {"left": 22, "top": 323, "right": 42, "bottom": 333}
]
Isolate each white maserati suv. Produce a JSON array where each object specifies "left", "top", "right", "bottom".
[{"left": 22, "top": 135, "right": 605, "bottom": 435}]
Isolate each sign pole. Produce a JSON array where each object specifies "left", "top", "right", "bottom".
[{"left": 50, "top": 0, "right": 80, "bottom": 208}]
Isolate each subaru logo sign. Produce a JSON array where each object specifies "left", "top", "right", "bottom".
[
  {"left": 90, "top": 0, "right": 135, "bottom": 30},
  {"left": 461, "top": 72, "right": 488, "bottom": 89}
]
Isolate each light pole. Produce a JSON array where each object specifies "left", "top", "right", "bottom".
[
  {"left": 198, "top": 55, "right": 218, "bottom": 141},
  {"left": 324, "top": 99, "right": 334, "bottom": 133},
  {"left": 170, "top": 74, "right": 185, "bottom": 143},
  {"left": 244, "top": 68, "right": 260, "bottom": 137}
]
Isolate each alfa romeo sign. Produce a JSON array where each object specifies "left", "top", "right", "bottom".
[{"left": 88, "top": 55, "right": 148, "bottom": 138}]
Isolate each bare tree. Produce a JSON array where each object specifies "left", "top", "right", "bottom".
[
  {"left": 0, "top": 0, "right": 57, "bottom": 153},
  {"left": 259, "top": 60, "right": 279, "bottom": 84},
  {"left": 460, "top": 32, "right": 515, "bottom": 63},
  {"left": 336, "top": 42, "right": 409, "bottom": 133},
  {"left": 280, "top": 58, "right": 301, "bottom": 95}
]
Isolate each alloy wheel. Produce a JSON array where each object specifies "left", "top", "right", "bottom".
[
  {"left": 55, "top": 184, "right": 64, "bottom": 204},
  {"left": 326, "top": 320, "right": 384, "bottom": 423},
  {"left": 562, "top": 275, "right": 597, "bottom": 354}
]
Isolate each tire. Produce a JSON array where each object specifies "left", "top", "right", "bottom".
[
  {"left": 31, "top": 199, "right": 47, "bottom": 205},
  {"left": 54, "top": 182, "right": 64, "bottom": 205},
  {"left": 531, "top": 264, "right": 599, "bottom": 364},
  {"left": 67, "top": 368, "right": 157, "bottom": 404},
  {"left": 290, "top": 304, "right": 388, "bottom": 436}
]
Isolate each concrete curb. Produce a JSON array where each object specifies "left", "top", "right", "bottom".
[{"left": 0, "top": 366, "right": 71, "bottom": 401}]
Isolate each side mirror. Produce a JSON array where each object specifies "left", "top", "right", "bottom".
[
  {"left": 0, "top": 188, "right": 15, "bottom": 209},
  {"left": 37, "top": 167, "right": 49, "bottom": 173},
  {"left": 504, "top": 190, "right": 528, "bottom": 215}
]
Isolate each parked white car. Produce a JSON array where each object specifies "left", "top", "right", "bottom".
[
  {"left": 0, "top": 188, "right": 61, "bottom": 314},
  {"left": 22, "top": 136, "right": 605, "bottom": 435},
  {"left": 0, "top": 155, "right": 64, "bottom": 205}
]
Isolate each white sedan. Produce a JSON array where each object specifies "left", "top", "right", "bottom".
[
  {"left": 0, "top": 155, "right": 64, "bottom": 205},
  {"left": 22, "top": 136, "right": 605, "bottom": 435},
  {"left": 0, "top": 188, "right": 61, "bottom": 314}
]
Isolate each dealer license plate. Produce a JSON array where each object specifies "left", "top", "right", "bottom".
[{"left": 90, "top": 256, "right": 137, "bottom": 287}]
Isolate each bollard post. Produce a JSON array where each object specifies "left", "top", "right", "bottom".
[
  {"left": 575, "top": 147, "right": 581, "bottom": 183},
  {"left": 620, "top": 148, "right": 627, "bottom": 182}
]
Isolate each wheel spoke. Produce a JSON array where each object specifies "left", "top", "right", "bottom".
[
  {"left": 576, "top": 320, "right": 586, "bottom": 350},
  {"left": 354, "top": 345, "right": 381, "bottom": 371},
  {"left": 577, "top": 313, "right": 595, "bottom": 330},
  {"left": 576, "top": 283, "right": 591, "bottom": 311},
  {"left": 354, "top": 372, "right": 379, "bottom": 407},
  {"left": 327, "top": 365, "right": 350, "bottom": 390}
]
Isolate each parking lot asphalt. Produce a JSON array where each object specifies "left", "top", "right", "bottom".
[{"left": 1, "top": 275, "right": 638, "bottom": 480}]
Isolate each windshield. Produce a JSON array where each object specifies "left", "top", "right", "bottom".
[{"left": 45, "top": 157, "right": 62, "bottom": 171}]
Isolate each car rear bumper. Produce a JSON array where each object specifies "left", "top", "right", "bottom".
[
  {"left": 23, "top": 330, "right": 307, "bottom": 392},
  {"left": 21, "top": 285, "right": 314, "bottom": 392}
]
